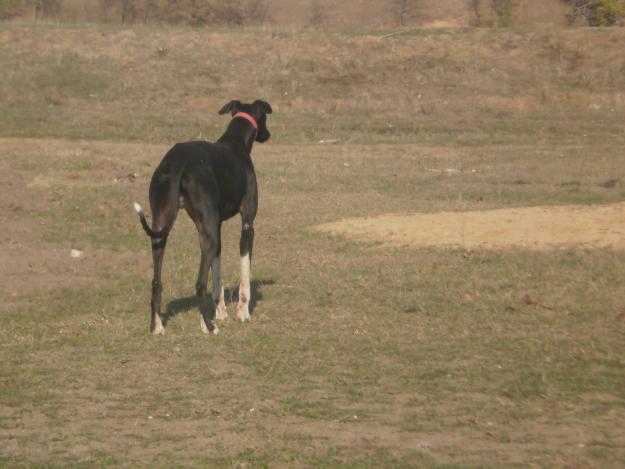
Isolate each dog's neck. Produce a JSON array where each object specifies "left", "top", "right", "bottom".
[
  {"left": 233, "top": 112, "right": 258, "bottom": 133},
  {"left": 218, "top": 113, "right": 258, "bottom": 153}
]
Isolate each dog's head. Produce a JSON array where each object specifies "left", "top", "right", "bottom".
[{"left": 218, "top": 99, "right": 272, "bottom": 143}]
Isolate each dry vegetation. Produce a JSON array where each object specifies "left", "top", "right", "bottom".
[
  {"left": 0, "top": 23, "right": 624, "bottom": 467},
  {"left": 1, "top": 24, "right": 624, "bottom": 146},
  {"left": 5, "top": 0, "right": 620, "bottom": 27}
]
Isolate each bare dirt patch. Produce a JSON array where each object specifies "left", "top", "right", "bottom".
[
  {"left": 0, "top": 138, "right": 153, "bottom": 302},
  {"left": 316, "top": 202, "right": 625, "bottom": 250}
]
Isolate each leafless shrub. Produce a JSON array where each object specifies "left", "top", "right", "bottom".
[{"left": 392, "top": 0, "right": 420, "bottom": 27}]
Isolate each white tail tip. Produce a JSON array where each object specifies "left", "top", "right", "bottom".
[{"left": 133, "top": 202, "right": 144, "bottom": 215}]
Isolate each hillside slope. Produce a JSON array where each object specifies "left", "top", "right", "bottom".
[
  {"left": 28, "top": 0, "right": 574, "bottom": 28},
  {"left": 0, "top": 25, "right": 623, "bottom": 146},
  {"left": 268, "top": 0, "right": 570, "bottom": 28}
]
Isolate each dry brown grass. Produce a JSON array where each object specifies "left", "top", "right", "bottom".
[
  {"left": 19, "top": 0, "right": 574, "bottom": 28},
  {"left": 1, "top": 24, "right": 624, "bottom": 468},
  {"left": 1, "top": 24, "right": 624, "bottom": 148}
]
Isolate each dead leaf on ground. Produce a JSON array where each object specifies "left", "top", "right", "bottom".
[{"left": 522, "top": 294, "right": 536, "bottom": 306}]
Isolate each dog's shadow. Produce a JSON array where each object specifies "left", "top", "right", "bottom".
[{"left": 162, "top": 279, "right": 275, "bottom": 326}]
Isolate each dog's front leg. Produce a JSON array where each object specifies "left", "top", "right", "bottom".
[{"left": 237, "top": 221, "right": 254, "bottom": 322}]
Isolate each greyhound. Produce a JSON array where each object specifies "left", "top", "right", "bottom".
[{"left": 133, "top": 99, "right": 272, "bottom": 335}]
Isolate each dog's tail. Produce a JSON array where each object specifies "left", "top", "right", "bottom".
[
  {"left": 133, "top": 202, "right": 158, "bottom": 238},
  {"left": 133, "top": 201, "right": 176, "bottom": 239},
  {"left": 134, "top": 149, "right": 186, "bottom": 240}
]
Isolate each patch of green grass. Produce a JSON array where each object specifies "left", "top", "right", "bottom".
[
  {"left": 34, "top": 186, "right": 145, "bottom": 251},
  {"left": 598, "top": 178, "right": 620, "bottom": 188},
  {"left": 281, "top": 396, "right": 357, "bottom": 421},
  {"left": 33, "top": 53, "right": 110, "bottom": 101},
  {"left": 200, "top": 446, "right": 451, "bottom": 469}
]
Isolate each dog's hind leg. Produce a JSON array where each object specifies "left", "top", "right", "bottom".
[
  {"left": 145, "top": 171, "right": 181, "bottom": 335},
  {"left": 149, "top": 212, "right": 176, "bottom": 335},
  {"left": 150, "top": 237, "right": 167, "bottom": 335},
  {"left": 182, "top": 170, "right": 223, "bottom": 334},
  {"left": 196, "top": 222, "right": 220, "bottom": 335}
]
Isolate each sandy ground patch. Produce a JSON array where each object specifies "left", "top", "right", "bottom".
[{"left": 316, "top": 202, "right": 625, "bottom": 250}]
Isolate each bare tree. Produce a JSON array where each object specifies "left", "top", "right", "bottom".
[
  {"left": 98, "top": 0, "right": 133, "bottom": 23},
  {"left": 245, "top": 0, "right": 270, "bottom": 25},
  {"left": 392, "top": 0, "right": 419, "bottom": 27},
  {"left": 564, "top": 0, "right": 625, "bottom": 26},
  {"left": 29, "top": 0, "right": 61, "bottom": 20},
  {"left": 212, "top": 0, "right": 244, "bottom": 25},
  {"left": 158, "top": 0, "right": 191, "bottom": 24},
  {"left": 309, "top": 0, "right": 323, "bottom": 26},
  {"left": 120, "top": 0, "right": 135, "bottom": 23},
  {"left": 468, "top": 0, "right": 482, "bottom": 26},
  {"left": 143, "top": 0, "right": 157, "bottom": 23},
  {"left": 491, "top": 0, "right": 514, "bottom": 27}
]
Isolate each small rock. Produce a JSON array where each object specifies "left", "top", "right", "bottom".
[
  {"left": 522, "top": 294, "right": 536, "bottom": 306},
  {"left": 70, "top": 249, "right": 83, "bottom": 259}
]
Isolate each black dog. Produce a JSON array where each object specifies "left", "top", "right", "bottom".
[{"left": 133, "top": 99, "right": 272, "bottom": 335}]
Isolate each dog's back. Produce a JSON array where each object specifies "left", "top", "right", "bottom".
[{"left": 151, "top": 141, "right": 252, "bottom": 221}]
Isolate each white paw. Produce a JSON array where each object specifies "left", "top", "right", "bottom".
[
  {"left": 201, "top": 317, "right": 219, "bottom": 335},
  {"left": 151, "top": 323, "right": 165, "bottom": 336},
  {"left": 200, "top": 316, "right": 210, "bottom": 334},
  {"left": 216, "top": 303, "right": 228, "bottom": 321},
  {"left": 237, "top": 304, "right": 251, "bottom": 322}
]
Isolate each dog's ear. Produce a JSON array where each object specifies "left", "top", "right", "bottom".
[
  {"left": 253, "top": 100, "right": 272, "bottom": 115},
  {"left": 218, "top": 100, "right": 243, "bottom": 115}
]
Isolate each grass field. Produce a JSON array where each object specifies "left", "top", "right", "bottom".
[{"left": 1, "top": 23, "right": 625, "bottom": 467}]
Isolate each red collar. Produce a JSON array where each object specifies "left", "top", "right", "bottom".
[{"left": 233, "top": 112, "right": 258, "bottom": 133}]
